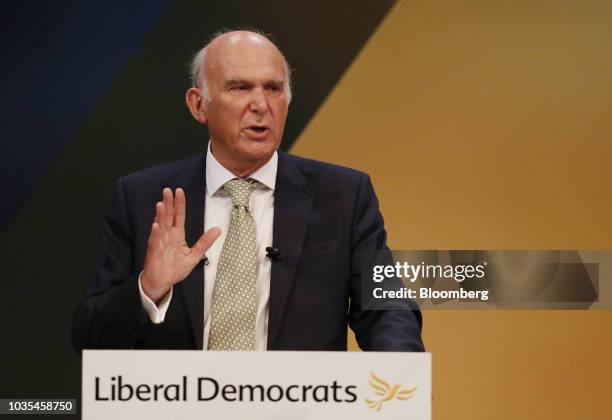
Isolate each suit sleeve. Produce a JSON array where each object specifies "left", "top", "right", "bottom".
[
  {"left": 71, "top": 177, "right": 152, "bottom": 352},
  {"left": 348, "top": 173, "right": 425, "bottom": 351}
]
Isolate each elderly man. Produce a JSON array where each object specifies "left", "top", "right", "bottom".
[{"left": 72, "top": 30, "right": 424, "bottom": 352}]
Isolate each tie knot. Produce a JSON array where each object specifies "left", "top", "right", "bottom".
[{"left": 223, "top": 178, "right": 259, "bottom": 207}]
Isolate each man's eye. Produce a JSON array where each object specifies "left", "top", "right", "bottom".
[
  {"left": 266, "top": 85, "right": 281, "bottom": 92},
  {"left": 231, "top": 85, "right": 248, "bottom": 91}
]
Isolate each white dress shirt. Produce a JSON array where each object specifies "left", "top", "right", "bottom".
[{"left": 139, "top": 142, "right": 277, "bottom": 350}]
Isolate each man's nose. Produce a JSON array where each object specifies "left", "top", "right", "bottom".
[{"left": 249, "top": 88, "right": 269, "bottom": 114}]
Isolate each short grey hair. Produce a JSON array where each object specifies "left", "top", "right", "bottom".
[{"left": 189, "top": 29, "right": 292, "bottom": 103}]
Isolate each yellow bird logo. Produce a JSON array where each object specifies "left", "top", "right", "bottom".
[{"left": 365, "top": 372, "right": 416, "bottom": 412}]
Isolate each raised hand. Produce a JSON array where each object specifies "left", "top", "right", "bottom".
[{"left": 141, "top": 188, "right": 221, "bottom": 303}]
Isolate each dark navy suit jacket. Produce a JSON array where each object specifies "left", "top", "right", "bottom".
[{"left": 72, "top": 152, "right": 424, "bottom": 351}]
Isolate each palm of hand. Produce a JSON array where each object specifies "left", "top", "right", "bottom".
[{"left": 142, "top": 188, "right": 220, "bottom": 302}]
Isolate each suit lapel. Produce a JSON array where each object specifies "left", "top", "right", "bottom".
[
  {"left": 267, "top": 153, "right": 315, "bottom": 348},
  {"left": 172, "top": 154, "right": 206, "bottom": 350}
]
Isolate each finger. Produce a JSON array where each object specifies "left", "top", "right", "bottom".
[
  {"left": 147, "top": 221, "right": 161, "bottom": 248},
  {"left": 175, "top": 188, "right": 186, "bottom": 228},
  {"left": 163, "top": 188, "right": 173, "bottom": 228},
  {"left": 155, "top": 202, "right": 165, "bottom": 232},
  {"left": 191, "top": 227, "right": 222, "bottom": 260}
]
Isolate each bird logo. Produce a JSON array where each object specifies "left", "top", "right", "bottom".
[{"left": 365, "top": 372, "right": 416, "bottom": 412}]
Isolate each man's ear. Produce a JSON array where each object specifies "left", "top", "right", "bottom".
[{"left": 185, "top": 87, "right": 208, "bottom": 124}]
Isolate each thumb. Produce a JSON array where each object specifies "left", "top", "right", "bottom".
[{"left": 191, "top": 227, "right": 221, "bottom": 260}]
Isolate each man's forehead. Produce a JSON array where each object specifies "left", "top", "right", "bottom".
[
  {"left": 222, "top": 74, "right": 285, "bottom": 85},
  {"left": 209, "top": 46, "right": 286, "bottom": 79}
]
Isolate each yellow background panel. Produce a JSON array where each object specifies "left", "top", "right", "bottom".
[{"left": 291, "top": 1, "right": 612, "bottom": 419}]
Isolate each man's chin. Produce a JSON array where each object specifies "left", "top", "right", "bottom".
[{"left": 241, "top": 137, "right": 278, "bottom": 158}]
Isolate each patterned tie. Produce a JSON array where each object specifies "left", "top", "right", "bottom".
[{"left": 208, "top": 178, "right": 260, "bottom": 350}]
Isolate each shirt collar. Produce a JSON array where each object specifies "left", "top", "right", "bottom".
[{"left": 205, "top": 141, "right": 278, "bottom": 195}]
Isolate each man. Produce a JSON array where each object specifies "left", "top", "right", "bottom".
[{"left": 72, "top": 30, "right": 423, "bottom": 352}]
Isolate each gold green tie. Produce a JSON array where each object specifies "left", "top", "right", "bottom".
[{"left": 208, "top": 178, "right": 259, "bottom": 350}]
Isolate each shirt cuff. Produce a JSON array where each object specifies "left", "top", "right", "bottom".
[{"left": 138, "top": 271, "right": 172, "bottom": 324}]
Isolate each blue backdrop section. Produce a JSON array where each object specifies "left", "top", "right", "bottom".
[
  {"left": 0, "top": 2, "right": 396, "bottom": 415},
  {"left": 1, "top": 0, "right": 172, "bottom": 231}
]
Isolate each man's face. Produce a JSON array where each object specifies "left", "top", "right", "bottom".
[{"left": 201, "top": 33, "right": 289, "bottom": 173}]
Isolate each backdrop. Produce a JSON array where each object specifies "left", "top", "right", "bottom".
[{"left": 2, "top": 1, "right": 611, "bottom": 419}]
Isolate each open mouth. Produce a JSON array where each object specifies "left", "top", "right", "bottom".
[{"left": 245, "top": 126, "right": 270, "bottom": 138}]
